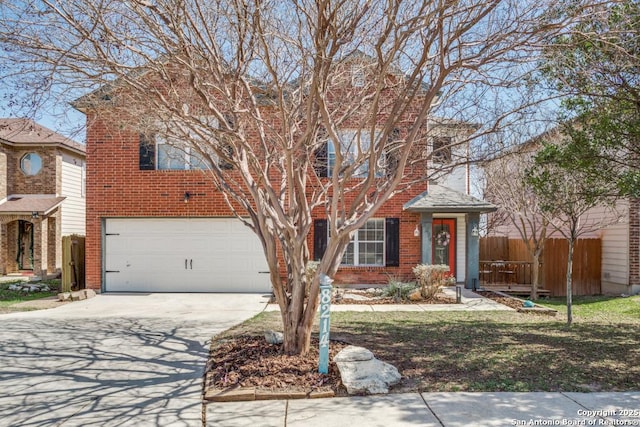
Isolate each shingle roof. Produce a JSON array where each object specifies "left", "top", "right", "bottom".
[
  {"left": 0, "top": 196, "right": 66, "bottom": 215},
  {"left": 403, "top": 184, "right": 496, "bottom": 213},
  {"left": 0, "top": 118, "right": 85, "bottom": 155}
]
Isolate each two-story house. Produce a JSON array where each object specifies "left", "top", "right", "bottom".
[
  {"left": 77, "top": 63, "right": 495, "bottom": 294},
  {"left": 0, "top": 118, "right": 86, "bottom": 278}
]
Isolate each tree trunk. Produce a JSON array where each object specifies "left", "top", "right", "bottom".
[
  {"left": 276, "top": 236, "right": 345, "bottom": 355},
  {"left": 566, "top": 239, "right": 574, "bottom": 326},
  {"left": 278, "top": 255, "right": 314, "bottom": 355},
  {"left": 530, "top": 252, "right": 540, "bottom": 300}
]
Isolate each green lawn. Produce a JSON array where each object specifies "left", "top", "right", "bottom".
[
  {"left": 218, "top": 296, "right": 640, "bottom": 393},
  {"left": 535, "top": 295, "right": 640, "bottom": 323}
]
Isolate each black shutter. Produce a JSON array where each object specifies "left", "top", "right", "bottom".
[
  {"left": 385, "top": 217, "right": 400, "bottom": 267},
  {"left": 313, "top": 219, "right": 328, "bottom": 260},
  {"left": 139, "top": 134, "right": 155, "bottom": 170},
  {"left": 314, "top": 127, "right": 328, "bottom": 177},
  {"left": 219, "top": 143, "right": 234, "bottom": 170}
]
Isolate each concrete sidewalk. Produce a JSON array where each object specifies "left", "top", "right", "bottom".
[{"left": 206, "top": 391, "right": 640, "bottom": 426}]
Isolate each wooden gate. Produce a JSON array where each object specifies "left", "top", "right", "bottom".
[{"left": 62, "top": 235, "right": 85, "bottom": 292}]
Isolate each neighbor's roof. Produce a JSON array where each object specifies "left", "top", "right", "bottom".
[
  {"left": 0, "top": 118, "right": 85, "bottom": 155},
  {"left": 0, "top": 196, "right": 66, "bottom": 216},
  {"left": 403, "top": 184, "right": 496, "bottom": 213}
]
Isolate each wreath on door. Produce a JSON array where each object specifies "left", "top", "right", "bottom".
[{"left": 435, "top": 230, "right": 451, "bottom": 247}]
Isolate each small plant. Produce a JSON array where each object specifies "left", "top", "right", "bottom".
[
  {"left": 380, "top": 277, "right": 418, "bottom": 301},
  {"left": 413, "top": 264, "right": 450, "bottom": 300}
]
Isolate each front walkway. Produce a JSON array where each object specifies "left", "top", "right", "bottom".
[{"left": 264, "top": 287, "right": 513, "bottom": 312}]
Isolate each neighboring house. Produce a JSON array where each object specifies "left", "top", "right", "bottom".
[
  {"left": 0, "top": 118, "right": 86, "bottom": 278},
  {"left": 77, "top": 69, "right": 495, "bottom": 293},
  {"left": 485, "top": 130, "right": 639, "bottom": 296}
]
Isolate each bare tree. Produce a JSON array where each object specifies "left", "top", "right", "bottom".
[
  {"left": 527, "top": 140, "right": 622, "bottom": 325},
  {"left": 0, "top": 0, "right": 588, "bottom": 354},
  {"left": 483, "top": 145, "right": 549, "bottom": 299}
]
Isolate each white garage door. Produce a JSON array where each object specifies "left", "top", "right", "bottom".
[{"left": 104, "top": 218, "right": 271, "bottom": 293}]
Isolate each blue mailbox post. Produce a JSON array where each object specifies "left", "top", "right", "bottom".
[{"left": 318, "top": 274, "right": 333, "bottom": 374}]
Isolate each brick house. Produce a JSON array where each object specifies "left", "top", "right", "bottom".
[
  {"left": 0, "top": 118, "right": 86, "bottom": 278},
  {"left": 77, "top": 68, "right": 495, "bottom": 293}
]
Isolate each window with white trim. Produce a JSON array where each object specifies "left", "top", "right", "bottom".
[
  {"left": 157, "top": 141, "right": 211, "bottom": 170},
  {"left": 328, "top": 129, "right": 384, "bottom": 178},
  {"left": 340, "top": 219, "right": 385, "bottom": 266},
  {"left": 351, "top": 64, "right": 365, "bottom": 87},
  {"left": 156, "top": 117, "right": 218, "bottom": 171}
]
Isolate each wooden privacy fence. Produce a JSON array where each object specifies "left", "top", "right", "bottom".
[
  {"left": 480, "top": 236, "right": 601, "bottom": 296},
  {"left": 62, "top": 235, "right": 85, "bottom": 292}
]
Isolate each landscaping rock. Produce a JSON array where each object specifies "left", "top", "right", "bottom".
[
  {"left": 8, "top": 282, "right": 52, "bottom": 293},
  {"left": 334, "top": 345, "right": 401, "bottom": 395},
  {"left": 334, "top": 346, "right": 375, "bottom": 362},
  {"left": 57, "top": 289, "right": 97, "bottom": 302},
  {"left": 341, "top": 292, "right": 372, "bottom": 301},
  {"left": 408, "top": 289, "right": 422, "bottom": 301},
  {"left": 264, "top": 330, "right": 284, "bottom": 345}
]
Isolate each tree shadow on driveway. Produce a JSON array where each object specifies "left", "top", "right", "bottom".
[{"left": 0, "top": 317, "right": 209, "bottom": 426}]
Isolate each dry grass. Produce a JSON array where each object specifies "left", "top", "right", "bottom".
[{"left": 213, "top": 297, "right": 640, "bottom": 393}]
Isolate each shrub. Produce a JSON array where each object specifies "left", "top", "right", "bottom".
[
  {"left": 380, "top": 277, "right": 418, "bottom": 301},
  {"left": 413, "top": 264, "right": 452, "bottom": 300}
]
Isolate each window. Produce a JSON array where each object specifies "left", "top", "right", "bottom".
[
  {"left": 313, "top": 217, "right": 399, "bottom": 266},
  {"left": 20, "top": 153, "right": 42, "bottom": 176},
  {"left": 432, "top": 136, "right": 452, "bottom": 163},
  {"left": 157, "top": 141, "right": 210, "bottom": 170},
  {"left": 351, "top": 64, "right": 365, "bottom": 87},
  {"left": 154, "top": 117, "right": 219, "bottom": 171},
  {"left": 341, "top": 219, "right": 385, "bottom": 266},
  {"left": 328, "top": 129, "right": 384, "bottom": 178}
]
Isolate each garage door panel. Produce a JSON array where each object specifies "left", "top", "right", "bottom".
[{"left": 104, "top": 218, "right": 270, "bottom": 293}]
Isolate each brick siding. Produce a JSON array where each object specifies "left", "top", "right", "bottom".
[{"left": 84, "top": 111, "right": 431, "bottom": 290}]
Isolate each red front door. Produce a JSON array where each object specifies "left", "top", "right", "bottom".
[{"left": 432, "top": 218, "right": 456, "bottom": 276}]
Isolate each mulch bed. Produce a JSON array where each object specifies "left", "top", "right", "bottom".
[
  {"left": 205, "top": 336, "right": 349, "bottom": 400},
  {"left": 476, "top": 290, "right": 527, "bottom": 310}
]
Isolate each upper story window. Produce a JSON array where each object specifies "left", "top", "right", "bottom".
[
  {"left": 351, "top": 64, "right": 365, "bottom": 87},
  {"left": 327, "top": 129, "right": 384, "bottom": 178},
  {"left": 157, "top": 140, "right": 210, "bottom": 171},
  {"left": 139, "top": 117, "right": 233, "bottom": 171},
  {"left": 20, "top": 153, "right": 42, "bottom": 175},
  {"left": 432, "top": 136, "right": 452, "bottom": 164}
]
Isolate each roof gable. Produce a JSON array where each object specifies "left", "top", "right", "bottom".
[
  {"left": 404, "top": 184, "right": 496, "bottom": 213},
  {"left": 0, "top": 118, "right": 85, "bottom": 155}
]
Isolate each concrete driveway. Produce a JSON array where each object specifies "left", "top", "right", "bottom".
[{"left": 0, "top": 293, "right": 269, "bottom": 427}]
